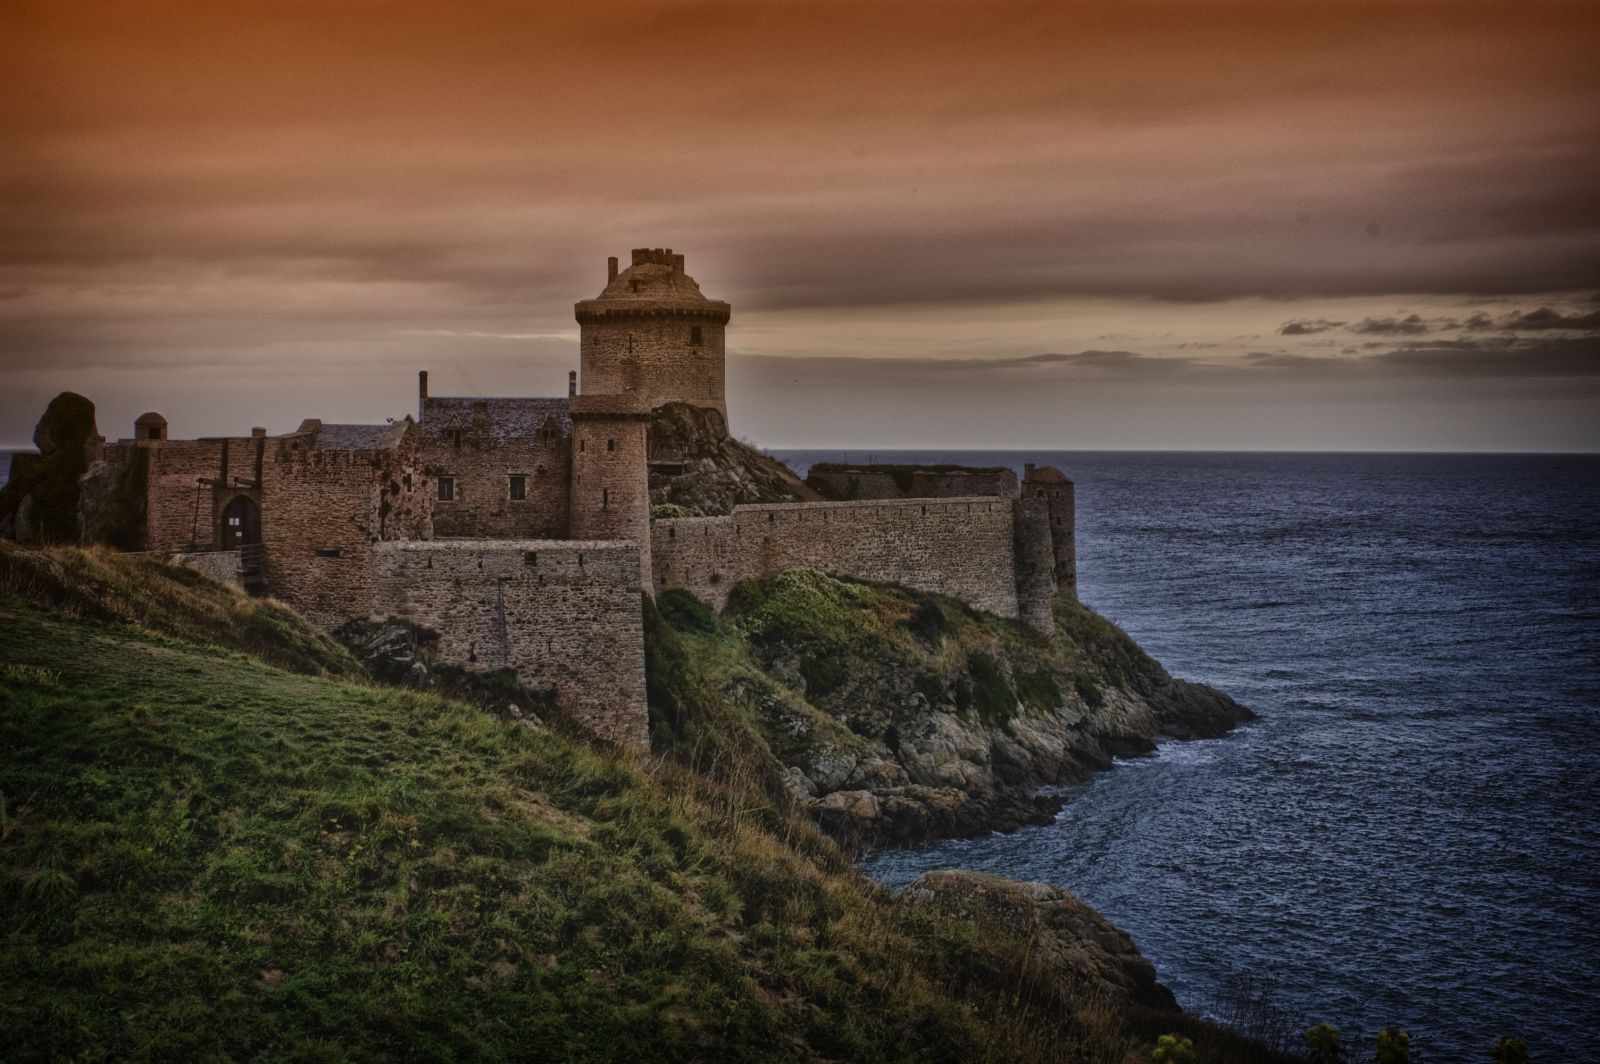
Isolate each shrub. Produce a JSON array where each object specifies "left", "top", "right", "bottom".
[
  {"left": 1491, "top": 1035, "right": 1528, "bottom": 1064},
  {"left": 1152, "top": 1033, "right": 1196, "bottom": 1063},
  {"left": 963, "top": 650, "right": 1015, "bottom": 726},
  {"left": 1304, "top": 1023, "right": 1344, "bottom": 1063},
  {"left": 797, "top": 653, "right": 847, "bottom": 700},
  {"left": 657, "top": 588, "right": 721, "bottom": 634},
  {"left": 1374, "top": 1027, "right": 1410, "bottom": 1064},
  {"left": 1074, "top": 672, "right": 1106, "bottom": 710},
  {"left": 1015, "top": 666, "right": 1061, "bottom": 713}
]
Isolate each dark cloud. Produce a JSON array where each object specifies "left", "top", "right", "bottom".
[
  {"left": 1352, "top": 314, "right": 1431, "bottom": 335},
  {"left": 1279, "top": 319, "right": 1346, "bottom": 335},
  {"left": 1499, "top": 306, "right": 1600, "bottom": 331}
]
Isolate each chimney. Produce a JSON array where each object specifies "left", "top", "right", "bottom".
[
  {"left": 251, "top": 427, "right": 266, "bottom": 438},
  {"left": 607, "top": 256, "right": 618, "bottom": 282},
  {"left": 1024, "top": 463, "right": 1036, "bottom": 477},
  {"left": 568, "top": 370, "right": 578, "bottom": 398},
  {"left": 418, "top": 369, "right": 429, "bottom": 415}
]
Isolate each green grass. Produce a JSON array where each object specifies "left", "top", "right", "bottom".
[
  {"left": 0, "top": 549, "right": 1276, "bottom": 1062},
  {"left": 684, "top": 568, "right": 1165, "bottom": 764},
  {"left": 0, "top": 541, "right": 359, "bottom": 678}
]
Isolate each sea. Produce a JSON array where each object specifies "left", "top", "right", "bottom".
[
  {"left": 0, "top": 449, "right": 25, "bottom": 491},
  {"left": 775, "top": 450, "right": 1600, "bottom": 1059}
]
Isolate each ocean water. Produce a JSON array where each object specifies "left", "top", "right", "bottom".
[
  {"left": 776, "top": 450, "right": 1600, "bottom": 1058},
  {"left": 0, "top": 449, "right": 21, "bottom": 490}
]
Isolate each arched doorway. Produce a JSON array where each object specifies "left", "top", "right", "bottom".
[{"left": 220, "top": 495, "right": 261, "bottom": 549}]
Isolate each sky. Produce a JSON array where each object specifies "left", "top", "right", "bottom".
[{"left": 3, "top": 0, "right": 1599, "bottom": 451}]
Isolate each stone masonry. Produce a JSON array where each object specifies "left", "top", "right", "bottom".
[
  {"left": 75, "top": 247, "right": 1076, "bottom": 750},
  {"left": 372, "top": 541, "right": 647, "bottom": 747}
]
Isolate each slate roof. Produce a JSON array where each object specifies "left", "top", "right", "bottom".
[
  {"left": 419, "top": 397, "right": 572, "bottom": 442},
  {"left": 311, "top": 419, "right": 412, "bottom": 452}
]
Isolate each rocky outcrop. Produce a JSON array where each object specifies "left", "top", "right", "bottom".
[
  {"left": 899, "top": 870, "right": 1179, "bottom": 1013},
  {"left": 0, "top": 392, "right": 98, "bottom": 544},
  {"left": 647, "top": 402, "right": 819, "bottom": 516},
  {"left": 658, "top": 570, "right": 1252, "bottom": 849},
  {"left": 334, "top": 616, "right": 552, "bottom": 728}
]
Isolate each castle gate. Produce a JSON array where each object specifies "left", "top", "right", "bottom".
[{"left": 220, "top": 495, "right": 261, "bottom": 549}]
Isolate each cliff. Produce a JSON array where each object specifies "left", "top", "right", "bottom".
[
  {"left": 651, "top": 570, "right": 1252, "bottom": 848},
  {"left": 647, "top": 402, "right": 819, "bottom": 516},
  {"left": 0, "top": 543, "right": 1280, "bottom": 1062}
]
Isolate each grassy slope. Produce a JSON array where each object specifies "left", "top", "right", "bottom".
[{"left": 0, "top": 548, "right": 1275, "bottom": 1062}]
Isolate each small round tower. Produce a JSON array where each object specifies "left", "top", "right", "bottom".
[
  {"left": 134, "top": 412, "right": 168, "bottom": 442},
  {"left": 1023, "top": 464, "right": 1076, "bottom": 600},
  {"left": 574, "top": 248, "right": 731, "bottom": 430},
  {"left": 567, "top": 393, "right": 654, "bottom": 592}
]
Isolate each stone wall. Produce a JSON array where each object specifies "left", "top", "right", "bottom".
[
  {"left": 170, "top": 548, "right": 243, "bottom": 586},
  {"left": 261, "top": 435, "right": 432, "bottom": 624},
  {"left": 370, "top": 540, "right": 647, "bottom": 748},
  {"left": 806, "top": 465, "right": 1019, "bottom": 502},
  {"left": 652, "top": 497, "right": 1024, "bottom": 620},
  {"left": 422, "top": 434, "right": 570, "bottom": 540},
  {"left": 568, "top": 398, "right": 653, "bottom": 591},
  {"left": 140, "top": 436, "right": 264, "bottom": 551}
]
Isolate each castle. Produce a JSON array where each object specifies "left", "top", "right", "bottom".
[{"left": 79, "top": 249, "right": 1076, "bottom": 748}]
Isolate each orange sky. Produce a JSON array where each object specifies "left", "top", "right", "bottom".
[{"left": 4, "top": 0, "right": 1599, "bottom": 449}]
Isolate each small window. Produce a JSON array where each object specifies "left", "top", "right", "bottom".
[
  {"left": 147, "top": 426, "right": 162, "bottom": 440},
  {"left": 437, "top": 477, "right": 456, "bottom": 501},
  {"left": 579, "top": 439, "right": 586, "bottom": 453},
  {"left": 607, "top": 438, "right": 615, "bottom": 453},
  {"left": 629, "top": 279, "right": 639, "bottom": 293},
  {"left": 508, "top": 475, "right": 526, "bottom": 501},
  {"left": 314, "top": 548, "right": 342, "bottom": 558},
  {"left": 449, "top": 428, "right": 463, "bottom": 449},
  {"left": 627, "top": 333, "right": 634, "bottom": 353},
  {"left": 690, "top": 326, "right": 703, "bottom": 346},
  {"left": 602, "top": 488, "right": 610, "bottom": 509}
]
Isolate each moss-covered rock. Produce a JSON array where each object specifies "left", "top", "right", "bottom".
[{"left": 657, "top": 569, "right": 1253, "bottom": 849}]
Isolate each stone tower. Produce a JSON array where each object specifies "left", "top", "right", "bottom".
[
  {"left": 574, "top": 248, "right": 731, "bottom": 430},
  {"left": 567, "top": 393, "right": 654, "bottom": 592},
  {"left": 1023, "top": 464, "right": 1076, "bottom": 600}
]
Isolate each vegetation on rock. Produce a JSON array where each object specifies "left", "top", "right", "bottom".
[{"left": 655, "top": 570, "right": 1253, "bottom": 848}]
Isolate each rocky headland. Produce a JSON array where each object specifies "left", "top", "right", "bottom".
[{"left": 647, "top": 568, "right": 1252, "bottom": 850}]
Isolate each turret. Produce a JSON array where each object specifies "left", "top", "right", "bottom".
[
  {"left": 574, "top": 248, "right": 731, "bottom": 432},
  {"left": 134, "top": 411, "right": 168, "bottom": 442},
  {"left": 567, "top": 393, "right": 653, "bottom": 592},
  {"left": 1023, "top": 464, "right": 1076, "bottom": 600}
]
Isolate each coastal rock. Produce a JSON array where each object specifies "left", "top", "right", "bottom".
[
  {"left": 687, "top": 571, "right": 1253, "bottom": 849},
  {"left": 900, "top": 870, "right": 1179, "bottom": 1013}
]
